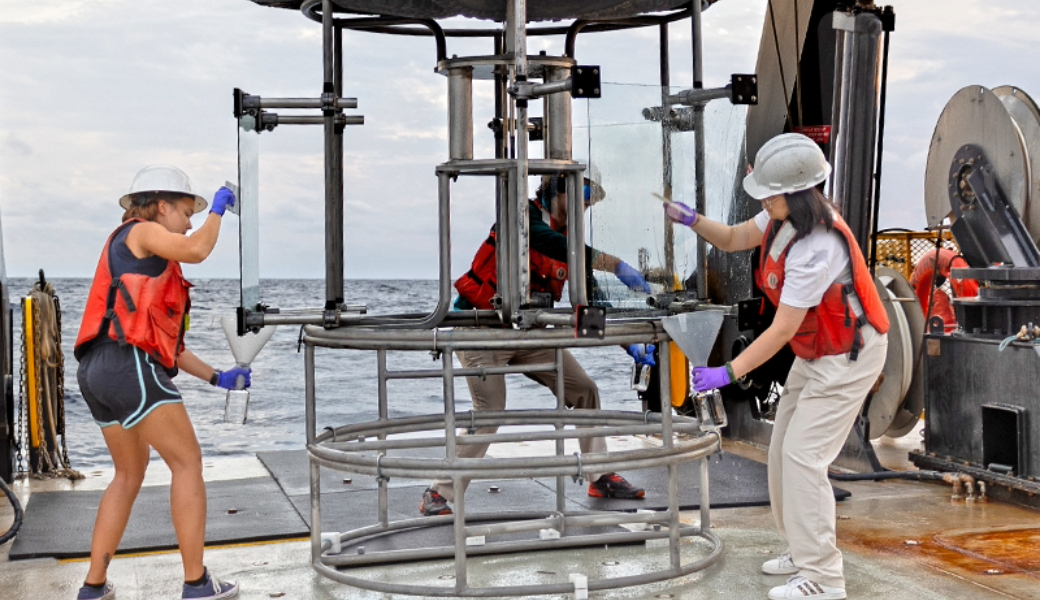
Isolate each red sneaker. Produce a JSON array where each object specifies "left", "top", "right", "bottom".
[
  {"left": 587, "top": 473, "right": 645, "bottom": 499},
  {"left": 419, "top": 488, "right": 453, "bottom": 516}
]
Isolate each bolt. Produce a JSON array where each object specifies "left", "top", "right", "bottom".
[
  {"left": 577, "top": 88, "right": 584, "bottom": 95},
  {"left": 582, "top": 328, "right": 588, "bottom": 335},
  {"left": 357, "top": 546, "right": 365, "bottom": 554},
  {"left": 489, "top": 485, "right": 501, "bottom": 493},
  {"left": 342, "top": 477, "right": 352, "bottom": 484}
]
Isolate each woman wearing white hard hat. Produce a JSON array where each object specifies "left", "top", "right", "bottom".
[
  {"left": 73, "top": 165, "right": 244, "bottom": 600},
  {"left": 664, "top": 133, "right": 888, "bottom": 600}
]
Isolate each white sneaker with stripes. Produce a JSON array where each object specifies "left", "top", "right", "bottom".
[{"left": 768, "top": 575, "right": 846, "bottom": 599}]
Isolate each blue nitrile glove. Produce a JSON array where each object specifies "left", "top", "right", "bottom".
[
  {"left": 210, "top": 186, "right": 236, "bottom": 217},
  {"left": 626, "top": 344, "right": 657, "bottom": 367},
  {"left": 664, "top": 201, "right": 697, "bottom": 227},
  {"left": 216, "top": 366, "right": 252, "bottom": 390},
  {"left": 692, "top": 366, "right": 731, "bottom": 392},
  {"left": 615, "top": 261, "right": 651, "bottom": 294}
]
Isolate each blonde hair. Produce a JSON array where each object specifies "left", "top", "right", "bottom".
[{"left": 121, "top": 192, "right": 190, "bottom": 222}]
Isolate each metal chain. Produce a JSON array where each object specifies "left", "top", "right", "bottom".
[{"left": 16, "top": 306, "right": 27, "bottom": 475}]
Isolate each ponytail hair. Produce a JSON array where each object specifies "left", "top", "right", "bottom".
[{"left": 784, "top": 187, "right": 835, "bottom": 240}]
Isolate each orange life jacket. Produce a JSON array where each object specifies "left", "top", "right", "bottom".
[
  {"left": 455, "top": 228, "right": 568, "bottom": 310},
  {"left": 758, "top": 214, "right": 889, "bottom": 360},
  {"left": 75, "top": 220, "right": 192, "bottom": 370}
]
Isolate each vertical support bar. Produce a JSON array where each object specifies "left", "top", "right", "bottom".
[
  {"left": 437, "top": 172, "right": 454, "bottom": 319},
  {"left": 659, "top": 21, "right": 675, "bottom": 280},
  {"left": 493, "top": 32, "right": 513, "bottom": 322},
  {"left": 512, "top": 0, "right": 531, "bottom": 311},
  {"left": 691, "top": 0, "right": 708, "bottom": 300},
  {"left": 567, "top": 172, "right": 588, "bottom": 306},
  {"left": 323, "top": 0, "right": 344, "bottom": 309},
  {"left": 442, "top": 347, "right": 467, "bottom": 591},
  {"left": 377, "top": 349, "right": 389, "bottom": 527},
  {"left": 448, "top": 67, "right": 474, "bottom": 160},
  {"left": 699, "top": 455, "right": 711, "bottom": 533},
  {"left": 333, "top": 22, "right": 343, "bottom": 97},
  {"left": 554, "top": 347, "right": 566, "bottom": 516},
  {"left": 305, "top": 344, "right": 321, "bottom": 563},
  {"left": 545, "top": 65, "right": 572, "bottom": 160},
  {"left": 659, "top": 340, "right": 681, "bottom": 570}
]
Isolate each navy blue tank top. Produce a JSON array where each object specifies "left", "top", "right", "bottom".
[{"left": 110, "top": 222, "right": 168, "bottom": 278}]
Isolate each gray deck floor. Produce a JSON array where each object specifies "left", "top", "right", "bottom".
[{"left": 2, "top": 429, "right": 1039, "bottom": 599}]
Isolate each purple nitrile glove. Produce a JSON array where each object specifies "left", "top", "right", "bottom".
[
  {"left": 615, "top": 261, "right": 652, "bottom": 294},
  {"left": 210, "top": 186, "right": 236, "bottom": 217},
  {"left": 664, "top": 201, "right": 697, "bottom": 227},
  {"left": 626, "top": 344, "right": 657, "bottom": 367},
  {"left": 216, "top": 366, "right": 252, "bottom": 390},
  {"left": 691, "top": 366, "right": 731, "bottom": 392}
]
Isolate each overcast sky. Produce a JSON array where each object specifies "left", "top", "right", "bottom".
[{"left": 2, "top": 0, "right": 1039, "bottom": 281}]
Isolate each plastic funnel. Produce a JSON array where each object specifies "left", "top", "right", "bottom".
[
  {"left": 660, "top": 311, "right": 725, "bottom": 367},
  {"left": 221, "top": 315, "right": 276, "bottom": 366}
]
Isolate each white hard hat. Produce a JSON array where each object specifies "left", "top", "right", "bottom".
[
  {"left": 119, "top": 165, "right": 208, "bottom": 213},
  {"left": 742, "top": 133, "right": 831, "bottom": 200}
]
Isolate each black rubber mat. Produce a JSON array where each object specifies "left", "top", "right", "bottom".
[
  {"left": 9, "top": 476, "right": 308, "bottom": 560},
  {"left": 257, "top": 449, "right": 850, "bottom": 530}
]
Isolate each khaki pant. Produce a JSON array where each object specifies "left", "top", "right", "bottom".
[
  {"left": 768, "top": 325, "right": 887, "bottom": 589},
  {"left": 430, "top": 348, "right": 606, "bottom": 502}
]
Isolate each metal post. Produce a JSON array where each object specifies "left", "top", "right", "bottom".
[
  {"left": 377, "top": 349, "right": 389, "bottom": 527},
  {"left": 494, "top": 32, "right": 513, "bottom": 321},
  {"left": 660, "top": 341, "right": 681, "bottom": 569},
  {"left": 305, "top": 344, "right": 321, "bottom": 562},
  {"left": 323, "top": 0, "right": 344, "bottom": 308},
  {"left": 545, "top": 65, "right": 572, "bottom": 160},
  {"left": 443, "top": 347, "right": 467, "bottom": 591},
  {"left": 554, "top": 348, "right": 566, "bottom": 515},
  {"left": 699, "top": 456, "right": 711, "bottom": 534},
  {"left": 448, "top": 67, "right": 474, "bottom": 161},
  {"left": 567, "top": 172, "right": 588, "bottom": 306},
  {"left": 512, "top": 0, "right": 531, "bottom": 312},
  {"left": 830, "top": 10, "right": 884, "bottom": 258},
  {"left": 691, "top": 0, "right": 708, "bottom": 299},
  {"left": 660, "top": 21, "right": 675, "bottom": 279}
]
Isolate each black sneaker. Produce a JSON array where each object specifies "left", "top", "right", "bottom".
[
  {"left": 419, "top": 488, "right": 452, "bottom": 516},
  {"left": 587, "top": 473, "right": 645, "bottom": 499}
]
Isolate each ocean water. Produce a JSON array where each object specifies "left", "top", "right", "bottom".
[{"left": 9, "top": 277, "right": 640, "bottom": 471}]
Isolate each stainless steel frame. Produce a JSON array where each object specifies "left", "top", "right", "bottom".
[
  {"left": 303, "top": 324, "right": 723, "bottom": 597},
  {"left": 239, "top": 1, "right": 732, "bottom": 596}
]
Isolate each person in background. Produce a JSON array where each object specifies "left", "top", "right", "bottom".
[
  {"left": 909, "top": 247, "right": 978, "bottom": 333},
  {"left": 74, "top": 165, "right": 249, "bottom": 600},
  {"left": 664, "top": 134, "right": 889, "bottom": 600},
  {"left": 419, "top": 174, "right": 652, "bottom": 516}
]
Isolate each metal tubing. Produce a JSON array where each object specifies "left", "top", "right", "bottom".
[
  {"left": 322, "top": 0, "right": 344, "bottom": 307},
  {"left": 448, "top": 67, "right": 474, "bottom": 160},
  {"left": 660, "top": 21, "right": 675, "bottom": 279},
  {"left": 869, "top": 12, "right": 894, "bottom": 274},
  {"left": 530, "top": 78, "right": 572, "bottom": 98},
  {"left": 545, "top": 66, "right": 572, "bottom": 160},
  {"left": 305, "top": 344, "right": 320, "bottom": 562},
  {"left": 513, "top": 0, "right": 531, "bottom": 311},
  {"left": 442, "top": 348, "right": 457, "bottom": 464},
  {"left": 251, "top": 97, "right": 358, "bottom": 109},
  {"left": 554, "top": 347, "right": 566, "bottom": 515},
  {"left": 384, "top": 362, "right": 556, "bottom": 380},
  {"left": 699, "top": 455, "right": 711, "bottom": 531},
  {"left": 691, "top": 0, "right": 703, "bottom": 89},
  {"left": 566, "top": 170, "right": 588, "bottom": 306},
  {"left": 322, "top": 525, "right": 703, "bottom": 569},
  {"left": 273, "top": 115, "right": 364, "bottom": 126},
  {"left": 667, "top": 86, "right": 731, "bottom": 106},
  {"left": 376, "top": 350, "right": 389, "bottom": 527}
]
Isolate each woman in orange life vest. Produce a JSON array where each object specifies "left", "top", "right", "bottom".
[
  {"left": 664, "top": 134, "right": 888, "bottom": 600},
  {"left": 419, "top": 175, "right": 654, "bottom": 517},
  {"left": 909, "top": 247, "right": 978, "bottom": 333},
  {"left": 73, "top": 166, "right": 246, "bottom": 600}
]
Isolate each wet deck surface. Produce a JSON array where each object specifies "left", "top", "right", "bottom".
[{"left": 2, "top": 429, "right": 1040, "bottom": 599}]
